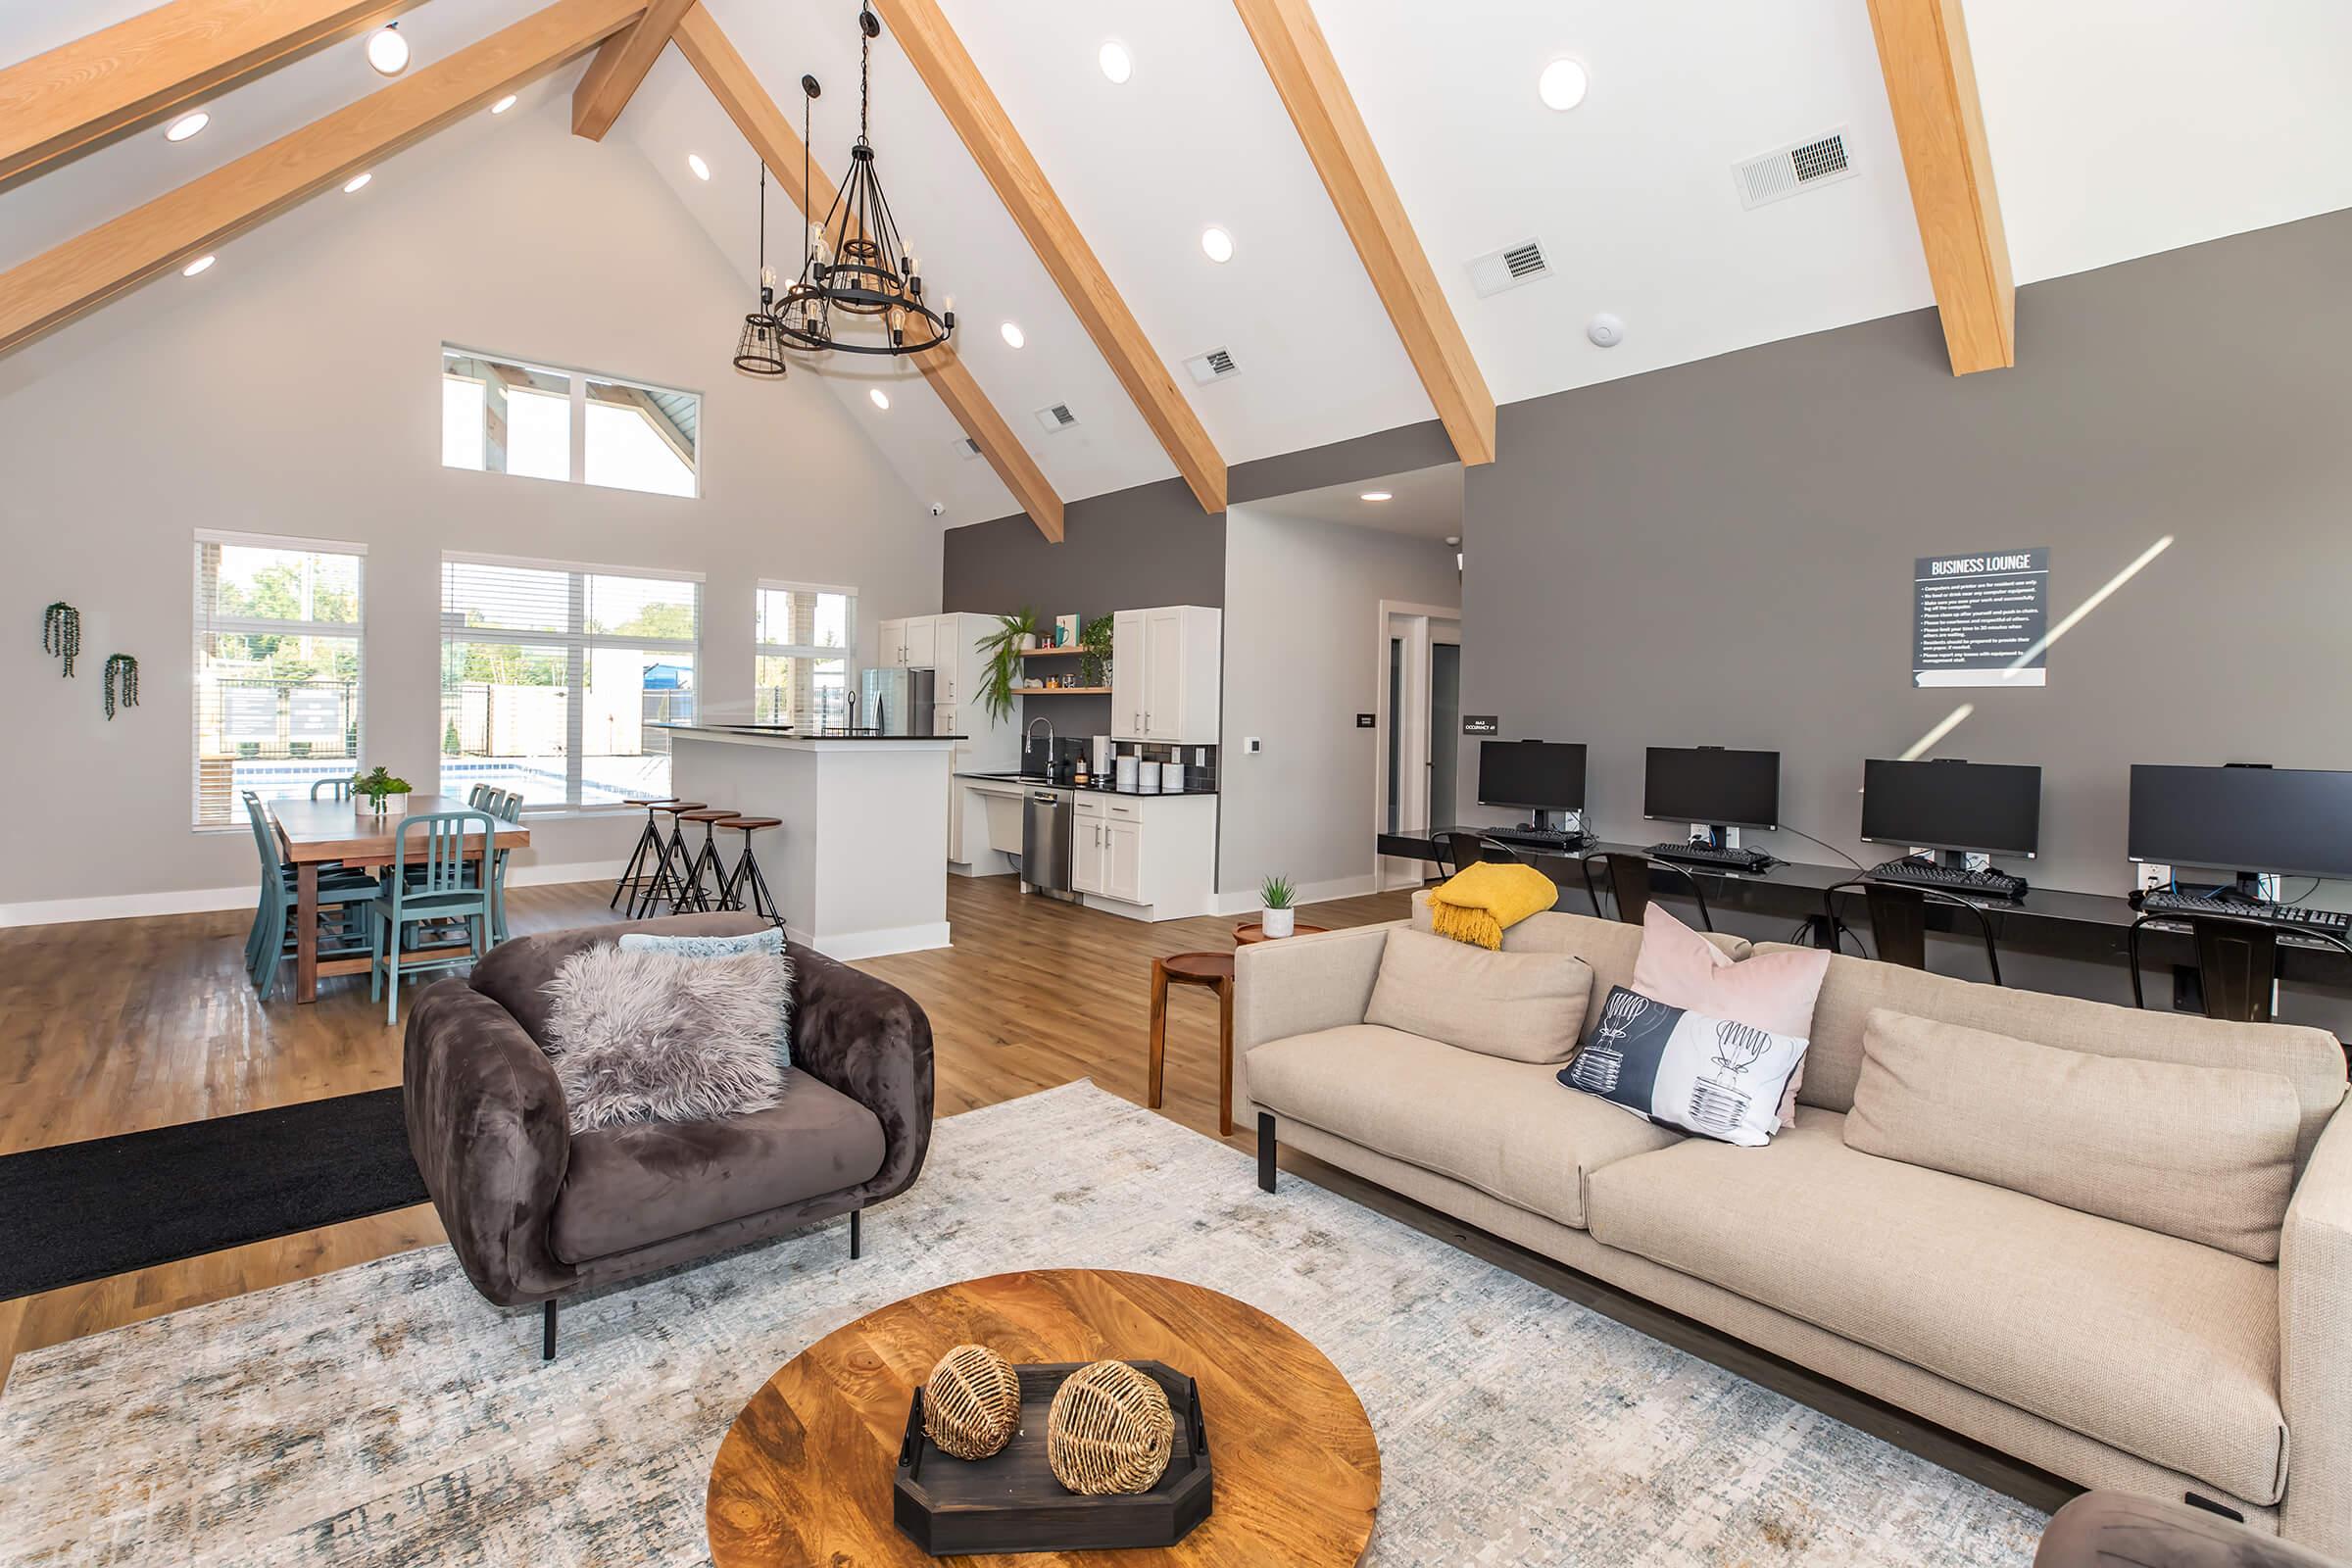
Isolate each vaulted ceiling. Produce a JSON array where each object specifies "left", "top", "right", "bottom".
[{"left": 6, "top": 0, "right": 2351, "bottom": 530}]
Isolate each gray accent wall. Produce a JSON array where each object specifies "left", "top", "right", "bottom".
[
  {"left": 1458, "top": 205, "right": 2352, "bottom": 902},
  {"left": 941, "top": 475, "right": 1225, "bottom": 615}
]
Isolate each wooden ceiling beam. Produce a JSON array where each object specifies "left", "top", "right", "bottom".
[
  {"left": 1865, "top": 0, "right": 2015, "bottom": 373},
  {"left": 570, "top": 0, "right": 694, "bottom": 141},
  {"left": 672, "top": 2, "right": 1063, "bottom": 542},
  {"left": 1231, "top": 0, "right": 1494, "bottom": 466},
  {"left": 0, "top": 0, "right": 429, "bottom": 189},
  {"left": 869, "top": 0, "right": 1227, "bottom": 514},
  {"left": 0, "top": 0, "right": 647, "bottom": 357}
]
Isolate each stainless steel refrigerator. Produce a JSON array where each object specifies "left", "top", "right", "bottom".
[{"left": 858, "top": 666, "right": 937, "bottom": 736}]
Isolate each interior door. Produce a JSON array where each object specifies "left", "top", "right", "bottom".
[
  {"left": 1375, "top": 605, "right": 1461, "bottom": 892},
  {"left": 1144, "top": 607, "right": 1183, "bottom": 739},
  {"left": 1428, "top": 639, "right": 1462, "bottom": 829}
]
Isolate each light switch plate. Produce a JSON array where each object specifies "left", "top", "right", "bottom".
[{"left": 1245, "top": 737, "right": 1262, "bottom": 754}]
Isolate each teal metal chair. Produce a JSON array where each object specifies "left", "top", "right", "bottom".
[
  {"left": 370, "top": 809, "right": 498, "bottom": 1024},
  {"left": 243, "top": 793, "right": 378, "bottom": 1000},
  {"left": 486, "top": 788, "right": 522, "bottom": 943},
  {"left": 312, "top": 776, "right": 354, "bottom": 801}
]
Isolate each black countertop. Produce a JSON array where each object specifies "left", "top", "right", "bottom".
[
  {"left": 658, "top": 724, "right": 967, "bottom": 740},
  {"left": 956, "top": 770, "right": 1217, "bottom": 798}
]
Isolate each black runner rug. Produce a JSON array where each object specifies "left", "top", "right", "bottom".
[{"left": 0, "top": 1088, "right": 429, "bottom": 1301}]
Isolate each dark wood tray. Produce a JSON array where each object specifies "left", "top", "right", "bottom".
[{"left": 893, "top": 1359, "right": 1212, "bottom": 1555}]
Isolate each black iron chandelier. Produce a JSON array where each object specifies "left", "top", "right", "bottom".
[
  {"left": 776, "top": 7, "right": 955, "bottom": 358},
  {"left": 734, "top": 164, "right": 790, "bottom": 377}
]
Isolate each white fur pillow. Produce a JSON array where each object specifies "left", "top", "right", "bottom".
[{"left": 540, "top": 945, "right": 788, "bottom": 1133}]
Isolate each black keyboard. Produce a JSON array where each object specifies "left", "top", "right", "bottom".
[
  {"left": 1648, "top": 841, "right": 1773, "bottom": 873},
  {"left": 1868, "top": 858, "right": 2029, "bottom": 901},
  {"left": 2138, "top": 890, "right": 2352, "bottom": 935},
  {"left": 1488, "top": 827, "right": 1594, "bottom": 854}
]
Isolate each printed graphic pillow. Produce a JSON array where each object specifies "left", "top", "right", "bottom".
[{"left": 1557, "top": 985, "right": 1809, "bottom": 1148}]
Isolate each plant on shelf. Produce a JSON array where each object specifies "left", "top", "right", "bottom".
[
  {"left": 349, "top": 765, "right": 414, "bottom": 817},
  {"left": 975, "top": 608, "right": 1042, "bottom": 723},
  {"left": 1078, "top": 612, "right": 1113, "bottom": 690},
  {"left": 1260, "top": 873, "right": 1297, "bottom": 938}
]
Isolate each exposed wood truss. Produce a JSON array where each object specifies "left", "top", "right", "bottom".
[
  {"left": 870, "top": 0, "right": 1227, "bottom": 514},
  {"left": 0, "top": 0, "right": 426, "bottom": 188},
  {"left": 0, "top": 0, "right": 648, "bottom": 358},
  {"left": 1231, "top": 0, "right": 1495, "bottom": 466},
  {"left": 569, "top": 0, "right": 694, "bottom": 141},
  {"left": 672, "top": 2, "right": 1064, "bottom": 541},
  {"left": 1865, "top": 0, "right": 2016, "bottom": 373}
]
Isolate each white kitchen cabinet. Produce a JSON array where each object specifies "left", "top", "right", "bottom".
[
  {"left": 1072, "top": 796, "right": 1106, "bottom": 895},
  {"left": 1111, "top": 605, "right": 1220, "bottom": 744},
  {"left": 903, "top": 615, "right": 939, "bottom": 670},
  {"left": 1104, "top": 812, "right": 1144, "bottom": 904},
  {"left": 877, "top": 617, "right": 907, "bottom": 669}
]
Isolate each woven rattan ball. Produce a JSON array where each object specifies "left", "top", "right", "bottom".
[
  {"left": 1046, "top": 1359, "right": 1174, "bottom": 1495},
  {"left": 923, "top": 1344, "right": 1023, "bottom": 1461}
]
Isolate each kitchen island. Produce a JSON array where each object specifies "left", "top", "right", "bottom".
[{"left": 663, "top": 726, "right": 958, "bottom": 958}]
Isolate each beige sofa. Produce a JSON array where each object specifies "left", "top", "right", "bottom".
[{"left": 1234, "top": 897, "right": 2352, "bottom": 1553}]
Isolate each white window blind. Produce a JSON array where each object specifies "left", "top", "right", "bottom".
[
  {"left": 755, "top": 581, "right": 856, "bottom": 729},
  {"left": 193, "top": 531, "right": 367, "bottom": 827},
  {"left": 440, "top": 553, "right": 702, "bottom": 808}
]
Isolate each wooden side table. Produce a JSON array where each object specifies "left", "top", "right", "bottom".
[
  {"left": 1149, "top": 953, "right": 1237, "bottom": 1135},
  {"left": 1233, "top": 919, "right": 1330, "bottom": 945}
]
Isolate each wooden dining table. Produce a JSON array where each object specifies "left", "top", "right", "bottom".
[{"left": 269, "top": 794, "right": 529, "bottom": 1004}]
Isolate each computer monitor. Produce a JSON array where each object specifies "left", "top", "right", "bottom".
[
  {"left": 1478, "top": 740, "right": 1586, "bottom": 829},
  {"left": 1643, "top": 747, "right": 1780, "bottom": 841},
  {"left": 1860, "top": 759, "right": 2041, "bottom": 865},
  {"left": 2128, "top": 763, "right": 2352, "bottom": 885}
]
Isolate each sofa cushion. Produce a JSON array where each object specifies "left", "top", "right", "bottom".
[
  {"left": 1246, "top": 1023, "right": 1681, "bottom": 1228},
  {"left": 1563, "top": 986, "right": 1807, "bottom": 1148},
  {"left": 541, "top": 944, "right": 790, "bottom": 1133},
  {"left": 549, "top": 1070, "right": 885, "bottom": 1263},
  {"left": 1634, "top": 903, "right": 1828, "bottom": 1125},
  {"left": 1412, "top": 893, "right": 1748, "bottom": 1004},
  {"left": 470, "top": 911, "right": 771, "bottom": 1050},
  {"left": 1751, "top": 943, "right": 2347, "bottom": 1172},
  {"left": 1848, "top": 1008, "right": 2302, "bottom": 1262},
  {"left": 1587, "top": 1107, "right": 2285, "bottom": 1505},
  {"left": 1365, "top": 927, "right": 1592, "bottom": 1064}
]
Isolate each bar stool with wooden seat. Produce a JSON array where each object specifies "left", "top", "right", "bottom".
[
  {"left": 718, "top": 816, "right": 784, "bottom": 924},
  {"left": 612, "top": 797, "right": 679, "bottom": 910},
  {"left": 676, "top": 808, "right": 743, "bottom": 912},
  {"left": 631, "top": 801, "right": 708, "bottom": 917}
]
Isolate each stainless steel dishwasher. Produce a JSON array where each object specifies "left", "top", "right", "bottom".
[{"left": 1020, "top": 788, "right": 1073, "bottom": 894}]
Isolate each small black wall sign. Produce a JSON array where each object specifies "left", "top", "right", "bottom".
[
  {"left": 1355, "top": 713, "right": 1375, "bottom": 728},
  {"left": 1462, "top": 714, "right": 1499, "bottom": 735}
]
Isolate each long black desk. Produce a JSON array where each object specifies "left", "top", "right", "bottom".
[{"left": 1377, "top": 830, "right": 2352, "bottom": 991}]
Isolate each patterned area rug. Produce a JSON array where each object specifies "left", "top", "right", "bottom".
[{"left": 0, "top": 1081, "right": 2046, "bottom": 1566}]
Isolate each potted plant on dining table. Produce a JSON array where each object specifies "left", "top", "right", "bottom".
[{"left": 350, "top": 765, "right": 414, "bottom": 817}]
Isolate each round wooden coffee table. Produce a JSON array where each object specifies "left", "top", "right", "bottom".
[{"left": 707, "top": 1269, "right": 1380, "bottom": 1566}]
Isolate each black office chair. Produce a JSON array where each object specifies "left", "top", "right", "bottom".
[
  {"left": 1823, "top": 878, "right": 2003, "bottom": 986},
  {"left": 2127, "top": 911, "right": 2352, "bottom": 1024},
  {"left": 1581, "top": 851, "right": 1713, "bottom": 931},
  {"left": 1434, "top": 830, "right": 1495, "bottom": 878}
]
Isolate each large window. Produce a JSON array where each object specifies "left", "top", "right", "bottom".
[
  {"left": 193, "top": 531, "right": 366, "bottom": 826},
  {"left": 441, "top": 347, "right": 699, "bottom": 499},
  {"left": 756, "top": 582, "right": 855, "bottom": 730},
  {"left": 440, "top": 554, "right": 701, "bottom": 808}
]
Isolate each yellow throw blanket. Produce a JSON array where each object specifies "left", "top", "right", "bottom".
[{"left": 1428, "top": 860, "right": 1558, "bottom": 950}]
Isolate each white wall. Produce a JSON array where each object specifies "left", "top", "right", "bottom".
[
  {"left": 1217, "top": 508, "right": 1458, "bottom": 904},
  {"left": 0, "top": 102, "right": 942, "bottom": 919}
]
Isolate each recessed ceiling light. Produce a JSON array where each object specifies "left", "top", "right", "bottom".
[
  {"left": 1359, "top": 491, "right": 1393, "bottom": 503},
  {"left": 342, "top": 171, "right": 372, "bottom": 193},
  {"left": 687, "top": 153, "right": 710, "bottom": 181},
  {"left": 1538, "top": 57, "right": 1588, "bottom": 111},
  {"left": 1000, "top": 321, "right": 1025, "bottom": 349},
  {"left": 181, "top": 254, "right": 217, "bottom": 277},
  {"left": 1099, "top": 41, "right": 1133, "bottom": 84},
  {"left": 1200, "top": 225, "right": 1235, "bottom": 265},
  {"left": 869, "top": 388, "right": 892, "bottom": 411},
  {"left": 365, "top": 24, "right": 410, "bottom": 76},
  {"left": 490, "top": 94, "right": 518, "bottom": 116},
  {"left": 164, "top": 111, "right": 210, "bottom": 143}
]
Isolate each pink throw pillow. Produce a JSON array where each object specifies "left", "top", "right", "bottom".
[{"left": 1630, "top": 904, "right": 1830, "bottom": 1125}]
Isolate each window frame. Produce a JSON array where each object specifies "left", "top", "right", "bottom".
[
  {"left": 440, "top": 551, "right": 705, "bottom": 811},
  {"left": 755, "top": 579, "right": 858, "bottom": 730},
  {"left": 191, "top": 527, "right": 368, "bottom": 831},
  {"left": 439, "top": 343, "right": 702, "bottom": 500}
]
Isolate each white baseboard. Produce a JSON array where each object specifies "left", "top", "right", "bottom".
[
  {"left": 0, "top": 859, "right": 627, "bottom": 929},
  {"left": 792, "top": 920, "right": 953, "bottom": 961},
  {"left": 1210, "top": 873, "right": 1379, "bottom": 919}
]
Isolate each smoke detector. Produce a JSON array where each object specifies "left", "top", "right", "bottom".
[
  {"left": 1586, "top": 313, "right": 1626, "bottom": 348},
  {"left": 1734, "top": 129, "right": 1856, "bottom": 209}
]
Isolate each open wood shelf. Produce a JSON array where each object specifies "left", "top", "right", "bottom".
[
  {"left": 1018, "top": 686, "right": 1111, "bottom": 695},
  {"left": 1018, "top": 646, "right": 1085, "bottom": 657}
]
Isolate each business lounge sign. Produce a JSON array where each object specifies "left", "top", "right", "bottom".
[{"left": 1913, "top": 548, "right": 2049, "bottom": 688}]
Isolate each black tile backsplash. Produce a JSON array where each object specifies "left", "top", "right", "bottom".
[{"left": 1018, "top": 736, "right": 1219, "bottom": 792}]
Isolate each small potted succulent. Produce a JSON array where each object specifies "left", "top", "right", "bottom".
[
  {"left": 350, "top": 765, "right": 414, "bottom": 817},
  {"left": 1259, "top": 873, "right": 1297, "bottom": 939}
]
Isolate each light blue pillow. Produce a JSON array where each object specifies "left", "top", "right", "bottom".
[{"left": 617, "top": 927, "right": 792, "bottom": 1069}]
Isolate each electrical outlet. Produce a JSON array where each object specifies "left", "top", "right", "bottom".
[
  {"left": 1245, "top": 737, "right": 1262, "bottom": 755},
  {"left": 2137, "top": 861, "right": 2172, "bottom": 893}
]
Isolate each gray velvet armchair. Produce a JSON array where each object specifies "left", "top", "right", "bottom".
[{"left": 403, "top": 912, "right": 934, "bottom": 1357}]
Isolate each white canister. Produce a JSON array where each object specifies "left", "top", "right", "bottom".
[
  {"left": 1114, "top": 756, "right": 1139, "bottom": 792},
  {"left": 1137, "top": 761, "right": 1162, "bottom": 793},
  {"left": 1160, "top": 762, "right": 1187, "bottom": 793}
]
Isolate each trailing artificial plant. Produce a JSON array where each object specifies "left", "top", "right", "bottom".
[
  {"left": 349, "top": 765, "right": 414, "bottom": 815},
  {"left": 102, "top": 654, "right": 138, "bottom": 719},
  {"left": 1078, "top": 612, "right": 1113, "bottom": 690},
  {"left": 974, "top": 607, "right": 1043, "bottom": 723},
  {"left": 42, "top": 603, "right": 80, "bottom": 677}
]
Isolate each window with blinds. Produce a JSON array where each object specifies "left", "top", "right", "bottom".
[
  {"left": 440, "top": 554, "right": 702, "bottom": 808},
  {"left": 193, "top": 531, "right": 367, "bottom": 826},
  {"left": 755, "top": 582, "right": 855, "bottom": 730}
]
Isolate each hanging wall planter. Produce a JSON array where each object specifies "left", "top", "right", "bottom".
[
  {"left": 103, "top": 654, "right": 138, "bottom": 719},
  {"left": 42, "top": 603, "right": 80, "bottom": 676}
]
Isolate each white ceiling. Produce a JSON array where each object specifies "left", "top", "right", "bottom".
[
  {"left": 7, "top": 1, "right": 2352, "bottom": 526},
  {"left": 1243, "top": 463, "right": 1462, "bottom": 542}
]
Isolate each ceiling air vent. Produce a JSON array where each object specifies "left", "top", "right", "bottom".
[
  {"left": 1185, "top": 346, "right": 1240, "bottom": 384},
  {"left": 1033, "top": 402, "right": 1078, "bottom": 434},
  {"left": 1467, "top": 238, "right": 1551, "bottom": 299},
  {"left": 1734, "top": 128, "right": 1856, "bottom": 210},
  {"left": 954, "top": 436, "right": 982, "bottom": 460}
]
